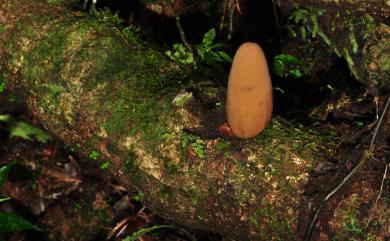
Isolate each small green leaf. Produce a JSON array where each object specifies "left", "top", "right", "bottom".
[
  {"left": 89, "top": 150, "right": 100, "bottom": 160},
  {"left": 0, "top": 114, "right": 11, "bottom": 122},
  {"left": 217, "top": 51, "right": 232, "bottom": 63},
  {"left": 122, "top": 225, "right": 172, "bottom": 241},
  {"left": 9, "top": 121, "right": 52, "bottom": 143},
  {"left": 273, "top": 59, "right": 285, "bottom": 77},
  {"left": 0, "top": 212, "right": 42, "bottom": 232},
  {"left": 202, "top": 28, "right": 216, "bottom": 46},
  {"left": 0, "top": 197, "right": 11, "bottom": 203},
  {"left": 100, "top": 161, "right": 110, "bottom": 170},
  {"left": 131, "top": 191, "right": 144, "bottom": 202},
  {"left": 0, "top": 79, "right": 6, "bottom": 93},
  {"left": 0, "top": 161, "right": 15, "bottom": 187},
  {"left": 274, "top": 54, "right": 303, "bottom": 65},
  {"left": 289, "top": 69, "right": 303, "bottom": 78}
]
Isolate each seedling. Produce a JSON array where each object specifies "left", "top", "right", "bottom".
[
  {"left": 180, "top": 133, "right": 205, "bottom": 158},
  {"left": 132, "top": 191, "right": 144, "bottom": 202},
  {"left": 89, "top": 150, "right": 100, "bottom": 160},
  {"left": 100, "top": 161, "right": 110, "bottom": 170}
]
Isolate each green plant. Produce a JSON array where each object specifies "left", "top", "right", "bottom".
[
  {"left": 0, "top": 79, "right": 6, "bottom": 93},
  {"left": 0, "top": 114, "right": 52, "bottom": 143},
  {"left": 194, "top": 28, "right": 232, "bottom": 65},
  {"left": 122, "top": 225, "right": 172, "bottom": 241},
  {"left": 180, "top": 133, "right": 205, "bottom": 158},
  {"left": 89, "top": 150, "right": 100, "bottom": 160},
  {"left": 216, "top": 140, "right": 229, "bottom": 151},
  {"left": 165, "top": 28, "right": 231, "bottom": 67},
  {"left": 273, "top": 54, "right": 304, "bottom": 78},
  {"left": 93, "top": 8, "right": 124, "bottom": 26},
  {"left": 122, "top": 25, "right": 143, "bottom": 45},
  {"left": 286, "top": 8, "right": 310, "bottom": 39},
  {"left": 0, "top": 162, "right": 41, "bottom": 233},
  {"left": 343, "top": 212, "right": 364, "bottom": 237},
  {"left": 191, "top": 139, "right": 205, "bottom": 158},
  {"left": 286, "top": 8, "right": 331, "bottom": 46},
  {"left": 99, "top": 161, "right": 110, "bottom": 170},
  {"left": 131, "top": 191, "right": 144, "bottom": 202},
  {"left": 165, "top": 43, "right": 195, "bottom": 66}
]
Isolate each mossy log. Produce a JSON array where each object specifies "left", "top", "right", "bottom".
[
  {"left": 1, "top": 1, "right": 386, "bottom": 240},
  {"left": 275, "top": 0, "right": 389, "bottom": 93}
]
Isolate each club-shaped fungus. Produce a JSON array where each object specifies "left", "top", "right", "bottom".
[{"left": 226, "top": 42, "right": 273, "bottom": 138}]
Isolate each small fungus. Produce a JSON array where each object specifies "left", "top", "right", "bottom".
[{"left": 226, "top": 42, "right": 273, "bottom": 138}]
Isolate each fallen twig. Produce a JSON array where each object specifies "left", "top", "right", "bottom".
[{"left": 303, "top": 96, "right": 390, "bottom": 241}]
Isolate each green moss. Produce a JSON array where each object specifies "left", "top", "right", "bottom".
[
  {"left": 160, "top": 185, "right": 173, "bottom": 200},
  {"left": 162, "top": 157, "right": 178, "bottom": 174}
]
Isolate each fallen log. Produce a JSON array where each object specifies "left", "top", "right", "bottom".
[{"left": 1, "top": 0, "right": 388, "bottom": 240}]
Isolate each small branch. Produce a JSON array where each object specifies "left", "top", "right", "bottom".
[
  {"left": 272, "top": 0, "right": 280, "bottom": 30},
  {"left": 218, "top": 0, "right": 228, "bottom": 39},
  {"left": 227, "top": 1, "right": 235, "bottom": 41},
  {"left": 375, "top": 163, "right": 388, "bottom": 205},
  {"left": 174, "top": 16, "right": 194, "bottom": 56},
  {"left": 168, "top": 1, "right": 194, "bottom": 57}
]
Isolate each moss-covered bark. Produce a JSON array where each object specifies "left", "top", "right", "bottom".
[
  {"left": 0, "top": 0, "right": 387, "bottom": 240},
  {"left": 276, "top": 0, "right": 389, "bottom": 93}
]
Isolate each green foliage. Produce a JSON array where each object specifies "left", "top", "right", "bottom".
[
  {"left": 343, "top": 212, "right": 363, "bottom": 236},
  {"left": 172, "top": 92, "right": 193, "bottom": 107},
  {"left": 122, "top": 225, "right": 172, "bottom": 241},
  {"left": 0, "top": 161, "right": 14, "bottom": 187},
  {"left": 216, "top": 140, "right": 229, "bottom": 151},
  {"left": 0, "top": 79, "right": 6, "bottom": 93},
  {"left": 89, "top": 150, "right": 100, "bottom": 160},
  {"left": 0, "top": 213, "right": 41, "bottom": 233},
  {"left": 286, "top": 8, "right": 309, "bottom": 39},
  {"left": 180, "top": 133, "right": 205, "bottom": 158},
  {"left": 165, "top": 28, "right": 231, "bottom": 67},
  {"left": 165, "top": 43, "right": 195, "bottom": 66},
  {"left": 273, "top": 54, "right": 304, "bottom": 78},
  {"left": 180, "top": 133, "right": 197, "bottom": 148},
  {"left": 99, "top": 161, "right": 110, "bottom": 170},
  {"left": 194, "top": 28, "right": 232, "bottom": 65},
  {"left": 191, "top": 139, "right": 205, "bottom": 158},
  {"left": 9, "top": 122, "right": 51, "bottom": 143},
  {"left": 0, "top": 162, "right": 42, "bottom": 233},
  {"left": 93, "top": 8, "right": 124, "bottom": 26},
  {"left": 131, "top": 191, "right": 144, "bottom": 202},
  {"left": 0, "top": 115, "right": 52, "bottom": 143},
  {"left": 122, "top": 25, "right": 143, "bottom": 45}
]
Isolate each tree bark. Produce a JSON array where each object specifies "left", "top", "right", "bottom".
[
  {"left": 0, "top": 1, "right": 388, "bottom": 240},
  {"left": 275, "top": 0, "right": 389, "bottom": 93}
]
